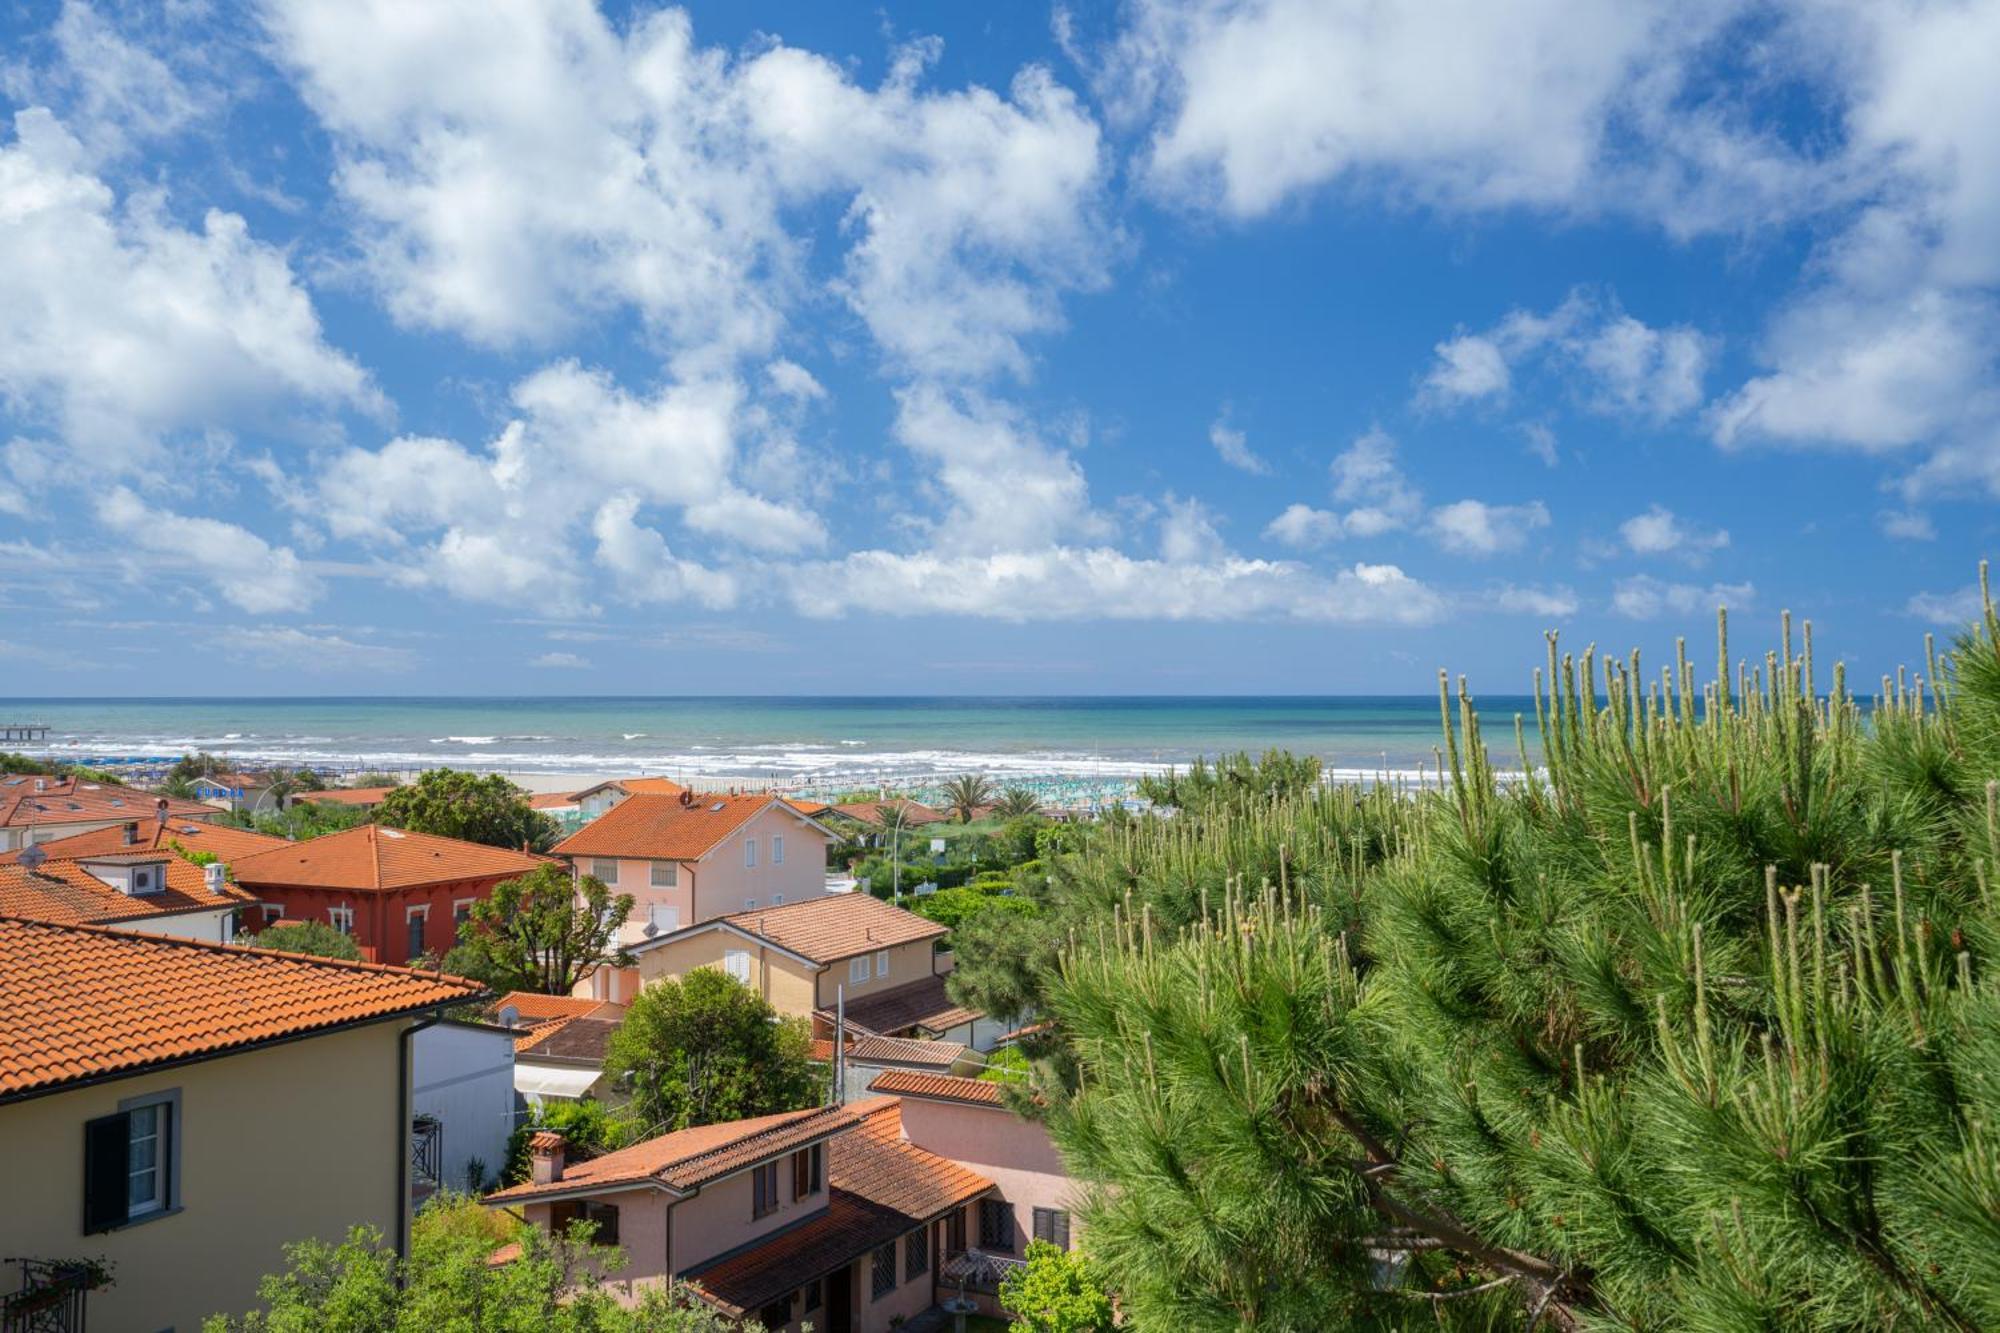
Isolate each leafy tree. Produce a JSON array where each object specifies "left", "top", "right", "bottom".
[
  {"left": 442, "top": 864, "right": 632, "bottom": 996},
  {"left": 501, "top": 1098, "right": 636, "bottom": 1184},
  {"left": 376, "top": 769, "right": 561, "bottom": 851},
  {"left": 246, "top": 920, "right": 363, "bottom": 962},
  {"left": 604, "top": 967, "right": 820, "bottom": 1134},
  {"left": 1034, "top": 594, "right": 2000, "bottom": 1331},
  {"left": 348, "top": 772, "right": 403, "bottom": 789},
  {"left": 995, "top": 786, "right": 1042, "bottom": 820},
  {"left": 219, "top": 801, "right": 370, "bottom": 841},
  {"left": 202, "top": 1195, "right": 754, "bottom": 1331},
  {"left": 0, "top": 752, "right": 125, "bottom": 783},
  {"left": 999, "top": 1241, "right": 1116, "bottom": 1333},
  {"left": 161, "top": 751, "right": 223, "bottom": 799},
  {"left": 1134, "top": 748, "right": 1323, "bottom": 813},
  {"left": 911, "top": 885, "right": 1038, "bottom": 935},
  {"left": 941, "top": 772, "right": 995, "bottom": 823}
]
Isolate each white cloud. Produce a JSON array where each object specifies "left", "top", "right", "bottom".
[
  {"left": 1617, "top": 505, "right": 1729, "bottom": 560},
  {"left": 1157, "top": 496, "right": 1228, "bottom": 563},
  {"left": 95, "top": 487, "right": 322, "bottom": 614},
  {"left": 1878, "top": 509, "right": 1935, "bottom": 542},
  {"left": 590, "top": 493, "right": 738, "bottom": 610},
  {"left": 1329, "top": 428, "right": 1423, "bottom": 536},
  {"left": 215, "top": 625, "right": 417, "bottom": 674},
  {"left": 1427, "top": 499, "right": 1551, "bottom": 557},
  {"left": 1209, "top": 417, "right": 1270, "bottom": 475},
  {"left": 890, "top": 386, "right": 1102, "bottom": 551},
  {"left": 0, "top": 108, "right": 373, "bottom": 481},
  {"left": 1422, "top": 291, "right": 1711, "bottom": 420},
  {"left": 528, "top": 651, "right": 591, "bottom": 669},
  {"left": 796, "top": 547, "right": 1446, "bottom": 624},
  {"left": 765, "top": 359, "right": 826, "bottom": 401},
  {"left": 1, "top": 2, "right": 214, "bottom": 162},
  {"left": 1521, "top": 422, "right": 1559, "bottom": 467},
  {"left": 1611, "top": 574, "right": 1754, "bottom": 620},
  {"left": 1493, "top": 584, "right": 1579, "bottom": 617},
  {"left": 1263, "top": 503, "right": 1341, "bottom": 550},
  {"left": 1906, "top": 585, "right": 1986, "bottom": 626}
]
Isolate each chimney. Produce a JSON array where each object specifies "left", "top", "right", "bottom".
[
  {"left": 122, "top": 821, "right": 139, "bottom": 846},
  {"left": 204, "top": 862, "right": 227, "bottom": 894},
  {"left": 155, "top": 797, "right": 169, "bottom": 825},
  {"left": 529, "top": 1131, "right": 566, "bottom": 1184}
]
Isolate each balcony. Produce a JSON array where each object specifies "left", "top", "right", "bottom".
[{"left": 2, "top": 1258, "right": 106, "bottom": 1333}]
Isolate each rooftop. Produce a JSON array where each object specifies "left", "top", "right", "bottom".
[
  {"left": 813, "top": 1034, "right": 968, "bottom": 1071},
  {"left": 295, "top": 785, "right": 398, "bottom": 807},
  {"left": 824, "top": 973, "right": 983, "bottom": 1038},
  {"left": 866, "top": 1069, "right": 1009, "bottom": 1107},
  {"left": 719, "top": 893, "right": 946, "bottom": 965},
  {"left": 0, "top": 917, "right": 483, "bottom": 1102},
  {"left": 486, "top": 1104, "right": 863, "bottom": 1203},
  {"left": 553, "top": 792, "right": 792, "bottom": 862},
  {"left": 686, "top": 1098, "right": 993, "bottom": 1317},
  {"left": 0, "top": 818, "right": 290, "bottom": 865},
  {"left": 827, "top": 799, "right": 945, "bottom": 827},
  {"left": 228, "top": 824, "right": 545, "bottom": 892},
  {"left": 0, "top": 780, "right": 214, "bottom": 830},
  {"left": 514, "top": 1016, "right": 621, "bottom": 1064},
  {"left": 0, "top": 853, "right": 255, "bottom": 928}
]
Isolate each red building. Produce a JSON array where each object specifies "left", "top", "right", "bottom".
[{"left": 229, "top": 824, "right": 545, "bottom": 964}]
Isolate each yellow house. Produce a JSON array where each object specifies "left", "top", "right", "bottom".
[{"left": 0, "top": 916, "right": 483, "bottom": 1331}]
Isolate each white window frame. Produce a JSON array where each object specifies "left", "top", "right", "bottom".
[
  {"left": 849, "top": 956, "right": 870, "bottom": 986},
  {"left": 875, "top": 949, "right": 889, "bottom": 979},
  {"left": 328, "top": 905, "right": 354, "bottom": 934},
  {"left": 724, "top": 949, "right": 751, "bottom": 983},
  {"left": 405, "top": 904, "right": 429, "bottom": 955},
  {"left": 118, "top": 1088, "right": 181, "bottom": 1222},
  {"left": 772, "top": 836, "right": 784, "bottom": 866},
  {"left": 650, "top": 860, "right": 677, "bottom": 887},
  {"left": 590, "top": 858, "right": 619, "bottom": 884},
  {"left": 744, "top": 838, "right": 757, "bottom": 869},
  {"left": 125, "top": 1102, "right": 168, "bottom": 1217},
  {"left": 647, "top": 904, "right": 681, "bottom": 933},
  {"left": 453, "top": 897, "right": 477, "bottom": 924}
]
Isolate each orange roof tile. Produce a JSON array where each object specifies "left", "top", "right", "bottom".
[
  {"left": 0, "top": 818, "right": 289, "bottom": 865},
  {"left": 822, "top": 974, "right": 983, "bottom": 1037},
  {"left": 229, "top": 824, "right": 545, "bottom": 892},
  {"left": 553, "top": 793, "right": 794, "bottom": 861},
  {"left": 828, "top": 799, "right": 945, "bottom": 827},
  {"left": 866, "top": 1070, "right": 1008, "bottom": 1106},
  {"left": 0, "top": 853, "right": 255, "bottom": 928},
  {"left": 295, "top": 785, "right": 399, "bottom": 806},
  {"left": 570, "top": 776, "right": 688, "bottom": 803},
  {"left": 0, "top": 780, "right": 214, "bottom": 831},
  {"left": 686, "top": 1099, "right": 993, "bottom": 1317},
  {"left": 0, "top": 917, "right": 483, "bottom": 1101},
  {"left": 718, "top": 894, "right": 945, "bottom": 966},
  {"left": 487, "top": 991, "right": 616, "bottom": 1023},
  {"left": 812, "top": 1035, "right": 968, "bottom": 1070},
  {"left": 528, "top": 791, "right": 579, "bottom": 809},
  {"left": 487, "top": 1105, "right": 861, "bottom": 1203}
]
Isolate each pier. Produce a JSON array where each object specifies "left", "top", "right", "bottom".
[{"left": 1, "top": 721, "right": 49, "bottom": 746}]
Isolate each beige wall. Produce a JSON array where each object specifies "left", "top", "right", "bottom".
[
  {"left": 0, "top": 1020, "right": 408, "bottom": 1332},
  {"left": 577, "top": 856, "right": 692, "bottom": 936},
  {"left": 679, "top": 805, "right": 829, "bottom": 921},
  {"left": 618, "top": 929, "right": 823, "bottom": 1019},
  {"left": 898, "top": 1098, "right": 1077, "bottom": 1255},
  {"left": 813, "top": 937, "right": 939, "bottom": 1009}
]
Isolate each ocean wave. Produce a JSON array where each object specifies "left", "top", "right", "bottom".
[
  {"left": 431, "top": 735, "right": 498, "bottom": 744},
  {"left": 622, "top": 733, "right": 647, "bottom": 741}
]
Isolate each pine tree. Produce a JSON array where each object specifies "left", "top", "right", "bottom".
[{"left": 1031, "top": 572, "right": 2000, "bottom": 1331}]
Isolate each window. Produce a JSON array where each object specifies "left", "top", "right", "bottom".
[
  {"left": 650, "top": 860, "right": 677, "bottom": 887},
  {"left": 591, "top": 858, "right": 619, "bottom": 884},
  {"left": 944, "top": 1207, "right": 966, "bottom": 1254},
  {"left": 875, "top": 949, "right": 889, "bottom": 979},
  {"left": 906, "top": 1225, "right": 929, "bottom": 1281},
  {"left": 83, "top": 1091, "right": 179, "bottom": 1233},
  {"left": 328, "top": 906, "right": 354, "bottom": 934},
  {"left": 803, "top": 1279, "right": 821, "bottom": 1313},
  {"left": 1033, "top": 1207, "right": 1072, "bottom": 1250},
  {"left": 744, "top": 899, "right": 757, "bottom": 911},
  {"left": 871, "top": 1243, "right": 897, "bottom": 1299},
  {"left": 792, "top": 1143, "right": 823, "bottom": 1200},
  {"left": 405, "top": 908, "right": 427, "bottom": 959},
  {"left": 752, "top": 1161, "right": 780, "bottom": 1219},
  {"left": 725, "top": 950, "right": 751, "bottom": 984},
  {"left": 759, "top": 1297, "right": 791, "bottom": 1330},
  {"left": 745, "top": 838, "right": 758, "bottom": 868},
  {"left": 453, "top": 898, "right": 475, "bottom": 926},
  {"left": 550, "top": 1200, "right": 620, "bottom": 1245},
  {"left": 849, "top": 956, "right": 870, "bottom": 986},
  {"left": 771, "top": 893, "right": 784, "bottom": 906},
  {"left": 772, "top": 836, "right": 785, "bottom": 866},
  {"left": 979, "top": 1199, "right": 1014, "bottom": 1253},
  {"left": 648, "top": 904, "right": 681, "bottom": 933}
]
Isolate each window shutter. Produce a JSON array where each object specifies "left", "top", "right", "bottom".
[{"left": 83, "top": 1112, "right": 131, "bottom": 1233}]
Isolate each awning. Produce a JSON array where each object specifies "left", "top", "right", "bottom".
[{"left": 514, "top": 1065, "right": 602, "bottom": 1100}]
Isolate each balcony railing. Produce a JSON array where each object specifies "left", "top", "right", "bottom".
[
  {"left": 1, "top": 1258, "right": 100, "bottom": 1333},
  {"left": 411, "top": 1115, "right": 443, "bottom": 1196}
]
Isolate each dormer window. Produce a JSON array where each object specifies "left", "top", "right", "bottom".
[{"left": 130, "top": 865, "right": 158, "bottom": 896}]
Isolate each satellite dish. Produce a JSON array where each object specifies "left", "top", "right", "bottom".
[{"left": 18, "top": 844, "right": 47, "bottom": 872}]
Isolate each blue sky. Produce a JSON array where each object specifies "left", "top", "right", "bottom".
[{"left": 1, "top": 0, "right": 1996, "bottom": 696}]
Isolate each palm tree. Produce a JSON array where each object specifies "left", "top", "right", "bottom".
[
  {"left": 941, "top": 773, "right": 995, "bottom": 824},
  {"left": 994, "top": 786, "right": 1040, "bottom": 820}
]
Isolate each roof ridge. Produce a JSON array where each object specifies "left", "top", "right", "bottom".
[
  {"left": 652, "top": 1103, "right": 854, "bottom": 1182},
  {"left": 0, "top": 914, "right": 486, "bottom": 988}
]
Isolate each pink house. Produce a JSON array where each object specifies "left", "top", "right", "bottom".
[
  {"left": 868, "top": 1071, "right": 1080, "bottom": 1300},
  {"left": 485, "top": 1099, "right": 994, "bottom": 1332}
]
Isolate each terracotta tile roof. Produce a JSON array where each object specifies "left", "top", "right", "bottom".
[
  {"left": 720, "top": 894, "right": 945, "bottom": 965},
  {"left": 0, "top": 780, "right": 214, "bottom": 830},
  {"left": 553, "top": 793, "right": 782, "bottom": 862},
  {"left": 486, "top": 1105, "right": 862, "bottom": 1204},
  {"left": 781, "top": 798, "right": 833, "bottom": 818},
  {"left": 827, "top": 799, "right": 944, "bottom": 827},
  {"left": 528, "top": 791, "right": 579, "bottom": 809},
  {"left": 487, "top": 991, "right": 616, "bottom": 1023},
  {"left": 0, "top": 818, "right": 289, "bottom": 865},
  {"left": 812, "top": 1035, "right": 968, "bottom": 1070},
  {"left": 515, "top": 1016, "right": 620, "bottom": 1064},
  {"left": 866, "top": 1070, "right": 1008, "bottom": 1106},
  {"left": 0, "top": 916, "right": 483, "bottom": 1101},
  {"left": 825, "top": 974, "right": 983, "bottom": 1037},
  {"left": 0, "top": 854, "right": 256, "bottom": 928},
  {"left": 571, "top": 776, "right": 688, "bottom": 803},
  {"left": 686, "top": 1098, "right": 993, "bottom": 1317},
  {"left": 295, "top": 785, "right": 398, "bottom": 806},
  {"left": 229, "top": 824, "right": 544, "bottom": 892}
]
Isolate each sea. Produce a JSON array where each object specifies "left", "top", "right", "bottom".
[{"left": 0, "top": 696, "right": 1543, "bottom": 799}]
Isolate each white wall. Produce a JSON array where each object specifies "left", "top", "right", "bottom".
[{"left": 412, "top": 1022, "right": 519, "bottom": 1194}]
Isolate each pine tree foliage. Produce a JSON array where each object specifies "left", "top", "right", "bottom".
[{"left": 1036, "top": 575, "right": 2000, "bottom": 1332}]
